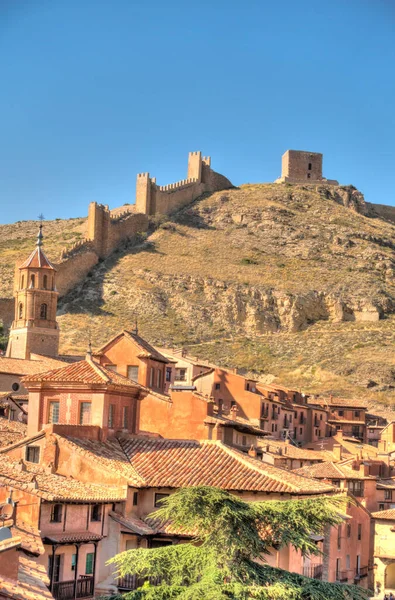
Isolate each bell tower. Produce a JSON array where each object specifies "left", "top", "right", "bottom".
[{"left": 6, "top": 225, "right": 59, "bottom": 359}]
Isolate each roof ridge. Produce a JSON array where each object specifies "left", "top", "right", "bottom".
[{"left": 86, "top": 357, "right": 110, "bottom": 383}]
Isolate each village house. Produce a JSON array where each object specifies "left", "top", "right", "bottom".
[
  {"left": 258, "top": 438, "right": 336, "bottom": 470},
  {"left": 371, "top": 509, "right": 395, "bottom": 593},
  {"left": 308, "top": 397, "right": 368, "bottom": 443},
  {"left": 157, "top": 348, "right": 213, "bottom": 393}
]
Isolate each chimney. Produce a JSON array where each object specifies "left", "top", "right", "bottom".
[
  {"left": 333, "top": 444, "right": 342, "bottom": 461},
  {"left": 230, "top": 404, "right": 238, "bottom": 418},
  {"left": 206, "top": 397, "right": 214, "bottom": 417},
  {"left": 248, "top": 446, "right": 257, "bottom": 458},
  {"left": 336, "top": 429, "right": 343, "bottom": 440},
  {"left": 359, "top": 463, "right": 370, "bottom": 476},
  {"left": 15, "top": 460, "right": 27, "bottom": 472}
]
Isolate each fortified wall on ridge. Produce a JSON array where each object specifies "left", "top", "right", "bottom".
[{"left": 1, "top": 151, "right": 232, "bottom": 326}]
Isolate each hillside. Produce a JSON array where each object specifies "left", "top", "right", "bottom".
[{"left": 1, "top": 182, "right": 395, "bottom": 404}]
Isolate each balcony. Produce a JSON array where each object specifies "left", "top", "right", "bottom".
[
  {"left": 52, "top": 576, "right": 94, "bottom": 599},
  {"left": 336, "top": 570, "right": 350, "bottom": 583},
  {"left": 354, "top": 566, "right": 368, "bottom": 580},
  {"left": 303, "top": 564, "right": 323, "bottom": 580},
  {"left": 118, "top": 574, "right": 162, "bottom": 591}
]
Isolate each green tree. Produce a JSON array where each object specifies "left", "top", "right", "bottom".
[
  {"left": 105, "top": 486, "right": 370, "bottom": 600},
  {"left": 0, "top": 323, "right": 8, "bottom": 352}
]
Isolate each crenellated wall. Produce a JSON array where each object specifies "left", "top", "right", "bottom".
[{"left": 135, "top": 151, "right": 232, "bottom": 216}]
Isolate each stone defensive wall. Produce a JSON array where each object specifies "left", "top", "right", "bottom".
[{"left": 1, "top": 150, "right": 231, "bottom": 328}]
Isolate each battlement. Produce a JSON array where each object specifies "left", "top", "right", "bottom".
[
  {"left": 275, "top": 150, "right": 338, "bottom": 185},
  {"left": 157, "top": 178, "right": 198, "bottom": 192}
]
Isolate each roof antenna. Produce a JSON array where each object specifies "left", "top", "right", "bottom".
[
  {"left": 86, "top": 329, "right": 92, "bottom": 360},
  {"left": 37, "top": 213, "right": 45, "bottom": 247}
]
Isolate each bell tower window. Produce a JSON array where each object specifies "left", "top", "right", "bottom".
[
  {"left": 43, "top": 275, "right": 48, "bottom": 289},
  {"left": 18, "top": 303, "right": 23, "bottom": 319},
  {"left": 40, "top": 303, "right": 48, "bottom": 319},
  {"left": 21, "top": 275, "right": 24, "bottom": 289},
  {"left": 30, "top": 274, "right": 35, "bottom": 288}
]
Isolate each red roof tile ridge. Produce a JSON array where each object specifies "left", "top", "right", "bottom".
[
  {"left": 86, "top": 356, "right": 110, "bottom": 383},
  {"left": 19, "top": 246, "right": 56, "bottom": 270},
  {"left": 371, "top": 508, "right": 395, "bottom": 519},
  {"left": 0, "top": 430, "right": 45, "bottom": 454}
]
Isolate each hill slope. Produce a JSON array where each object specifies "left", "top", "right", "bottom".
[{"left": 1, "top": 183, "right": 395, "bottom": 403}]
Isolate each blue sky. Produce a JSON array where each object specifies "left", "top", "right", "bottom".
[{"left": 0, "top": 0, "right": 394, "bottom": 223}]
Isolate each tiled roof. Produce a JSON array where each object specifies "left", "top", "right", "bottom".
[
  {"left": 119, "top": 437, "right": 334, "bottom": 494},
  {"left": 309, "top": 397, "right": 368, "bottom": 409},
  {"left": 204, "top": 414, "right": 268, "bottom": 436},
  {"left": 328, "top": 419, "right": 366, "bottom": 425},
  {"left": 109, "top": 511, "right": 156, "bottom": 536},
  {"left": 22, "top": 357, "right": 142, "bottom": 391},
  {"left": 337, "top": 438, "right": 379, "bottom": 458},
  {"left": 19, "top": 246, "right": 55, "bottom": 270},
  {"left": 43, "top": 532, "right": 102, "bottom": 544},
  {"left": 0, "top": 355, "right": 66, "bottom": 376},
  {"left": 0, "top": 554, "right": 54, "bottom": 600},
  {"left": 57, "top": 435, "right": 144, "bottom": 487},
  {"left": 96, "top": 330, "right": 169, "bottom": 364},
  {"left": 377, "top": 479, "right": 395, "bottom": 490},
  {"left": 0, "top": 455, "right": 127, "bottom": 502},
  {"left": 11, "top": 522, "right": 44, "bottom": 556},
  {"left": 293, "top": 462, "right": 375, "bottom": 480},
  {"left": 372, "top": 509, "right": 395, "bottom": 520},
  {"left": 144, "top": 515, "right": 195, "bottom": 537},
  {"left": 259, "top": 440, "right": 334, "bottom": 461},
  {"left": 0, "top": 417, "right": 27, "bottom": 448}
]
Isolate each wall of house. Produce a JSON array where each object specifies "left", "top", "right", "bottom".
[
  {"left": 373, "top": 518, "right": 395, "bottom": 591},
  {"left": 0, "top": 546, "right": 19, "bottom": 580},
  {"left": 0, "top": 372, "right": 27, "bottom": 394}
]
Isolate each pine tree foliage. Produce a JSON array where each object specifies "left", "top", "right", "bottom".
[{"left": 105, "top": 486, "right": 370, "bottom": 600}]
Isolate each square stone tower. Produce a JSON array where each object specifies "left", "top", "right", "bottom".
[{"left": 275, "top": 150, "right": 338, "bottom": 185}]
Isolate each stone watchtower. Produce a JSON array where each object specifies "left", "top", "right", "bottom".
[
  {"left": 275, "top": 150, "right": 338, "bottom": 185},
  {"left": 6, "top": 225, "right": 59, "bottom": 359}
]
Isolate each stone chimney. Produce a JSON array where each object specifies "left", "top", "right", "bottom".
[
  {"left": 206, "top": 397, "right": 215, "bottom": 417},
  {"left": 359, "top": 463, "right": 370, "bottom": 477},
  {"left": 336, "top": 429, "right": 343, "bottom": 440},
  {"left": 248, "top": 446, "right": 257, "bottom": 458},
  {"left": 230, "top": 404, "right": 238, "bottom": 419},
  {"left": 333, "top": 444, "right": 342, "bottom": 461}
]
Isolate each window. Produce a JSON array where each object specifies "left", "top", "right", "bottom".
[
  {"left": 150, "top": 367, "right": 154, "bottom": 387},
  {"left": 154, "top": 493, "right": 170, "bottom": 508},
  {"left": 108, "top": 404, "right": 115, "bottom": 428},
  {"left": 271, "top": 424, "right": 275, "bottom": 432},
  {"left": 336, "top": 558, "right": 341, "bottom": 580},
  {"left": 332, "top": 480, "right": 341, "bottom": 488},
  {"left": 346, "top": 523, "right": 351, "bottom": 538},
  {"left": 21, "top": 275, "right": 24, "bottom": 289},
  {"left": 356, "top": 555, "right": 361, "bottom": 575},
  {"left": 175, "top": 368, "right": 186, "bottom": 382},
  {"left": 215, "top": 383, "right": 220, "bottom": 390},
  {"left": 91, "top": 504, "right": 102, "bottom": 522},
  {"left": 338, "top": 410, "right": 344, "bottom": 417},
  {"left": 379, "top": 503, "right": 385, "bottom": 511},
  {"left": 346, "top": 555, "right": 350, "bottom": 570},
  {"left": 48, "top": 555, "right": 61, "bottom": 583},
  {"left": 157, "top": 369, "right": 162, "bottom": 388},
  {"left": 43, "top": 275, "right": 48, "bottom": 289},
  {"left": 122, "top": 406, "right": 128, "bottom": 429},
  {"left": 79, "top": 402, "right": 91, "bottom": 425},
  {"left": 85, "top": 552, "right": 94, "bottom": 575},
  {"left": 133, "top": 492, "right": 138, "bottom": 506},
  {"left": 355, "top": 411, "right": 360, "bottom": 418},
  {"left": 337, "top": 525, "right": 342, "bottom": 549},
  {"left": 348, "top": 480, "right": 364, "bottom": 497},
  {"left": 299, "top": 427, "right": 303, "bottom": 434},
  {"left": 308, "top": 162, "right": 312, "bottom": 170},
  {"left": 71, "top": 554, "right": 76, "bottom": 572},
  {"left": 357, "top": 524, "right": 362, "bottom": 541},
  {"left": 30, "top": 274, "right": 35, "bottom": 288},
  {"left": 385, "top": 490, "right": 393, "bottom": 501},
  {"left": 307, "top": 173, "right": 311, "bottom": 178},
  {"left": 12, "top": 382, "right": 20, "bottom": 392},
  {"left": 106, "top": 364, "right": 117, "bottom": 372},
  {"left": 18, "top": 303, "right": 23, "bottom": 319},
  {"left": 242, "top": 435, "right": 247, "bottom": 446},
  {"left": 320, "top": 414, "right": 323, "bottom": 420},
  {"left": 40, "top": 303, "right": 47, "bottom": 319},
  {"left": 26, "top": 446, "right": 40, "bottom": 463},
  {"left": 165, "top": 367, "right": 172, "bottom": 382},
  {"left": 127, "top": 366, "right": 139, "bottom": 381},
  {"left": 48, "top": 401, "right": 60, "bottom": 424},
  {"left": 50, "top": 504, "right": 63, "bottom": 523}
]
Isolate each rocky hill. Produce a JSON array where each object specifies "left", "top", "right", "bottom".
[{"left": 1, "top": 183, "right": 395, "bottom": 404}]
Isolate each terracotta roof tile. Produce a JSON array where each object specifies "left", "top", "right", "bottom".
[
  {"left": 0, "top": 356, "right": 67, "bottom": 376},
  {"left": 19, "top": 246, "right": 56, "bottom": 270},
  {"left": 259, "top": 440, "right": 334, "bottom": 461},
  {"left": 11, "top": 522, "right": 44, "bottom": 556},
  {"left": 96, "top": 330, "right": 169, "bottom": 364},
  {"left": 0, "top": 554, "right": 54, "bottom": 600},
  {"left": 0, "top": 417, "right": 27, "bottom": 448},
  {"left": 22, "top": 357, "right": 142, "bottom": 391},
  {"left": 293, "top": 462, "right": 375, "bottom": 480},
  {"left": 371, "top": 508, "right": 395, "bottom": 520},
  {"left": 377, "top": 478, "right": 395, "bottom": 490},
  {"left": 0, "top": 454, "right": 127, "bottom": 502},
  {"left": 109, "top": 511, "right": 156, "bottom": 536},
  {"left": 43, "top": 532, "right": 102, "bottom": 544},
  {"left": 309, "top": 397, "right": 368, "bottom": 409},
  {"left": 119, "top": 437, "right": 334, "bottom": 494}
]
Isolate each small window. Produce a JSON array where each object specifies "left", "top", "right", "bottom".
[
  {"left": 157, "top": 369, "right": 162, "bottom": 388},
  {"left": 127, "top": 365, "right": 139, "bottom": 381},
  {"left": 18, "top": 303, "right": 23, "bottom": 319},
  {"left": 346, "top": 523, "right": 351, "bottom": 538},
  {"left": 48, "top": 401, "right": 60, "bottom": 424},
  {"left": 11, "top": 382, "right": 20, "bottom": 392},
  {"left": 106, "top": 364, "right": 117, "bottom": 372},
  {"left": 21, "top": 275, "right": 24, "bottom": 289},
  {"left": 43, "top": 275, "right": 48, "bottom": 289},
  {"left": 246, "top": 382, "right": 250, "bottom": 391},
  {"left": 308, "top": 162, "right": 312, "bottom": 170},
  {"left": 385, "top": 490, "right": 392, "bottom": 501},
  {"left": 91, "top": 504, "right": 102, "bottom": 522},
  {"left": 242, "top": 435, "right": 247, "bottom": 446},
  {"left": 133, "top": 492, "right": 138, "bottom": 506},
  {"left": 150, "top": 367, "right": 154, "bottom": 387},
  {"left": 85, "top": 552, "right": 94, "bottom": 575},
  {"left": 79, "top": 402, "right": 91, "bottom": 425},
  {"left": 30, "top": 274, "right": 35, "bottom": 288},
  {"left": 165, "top": 367, "right": 172, "bottom": 382},
  {"left": 357, "top": 524, "right": 362, "bottom": 541},
  {"left": 40, "top": 303, "right": 48, "bottom": 319},
  {"left": 50, "top": 504, "right": 63, "bottom": 523},
  {"left": 154, "top": 493, "right": 170, "bottom": 508},
  {"left": 379, "top": 503, "right": 385, "bottom": 511},
  {"left": 272, "top": 424, "right": 275, "bottom": 432},
  {"left": 26, "top": 446, "right": 40, "bottom": 463},
  {"left": 175, "top": 368, "right": 187, "bottom": 382},
  {"left": 71, "top": 554, "right": 76, "bottom": 571},
  {"left": 337, "top": 525, "right": 342, "bottom": 549},
  {"left": 307, "top": 173, "right": 311, "bottom": 179},
  {"left": 348, "top": 481, "right": 364, "bottom": 497},
  {"left": 346, "top": 555, "right": 350, "bottom": 570},
  {"left": 355, "top": 411, "right": 360, "bottom": 418},
  {"left": 108, "top": 404, "right": 115, "bottom": 428},
  {"left": 122, "top": 406, "right": 128, "bottom": 429},
  {"left": 299, "top": 427, "right": 302, "bottom": 434},
  {"left": 338, "top": 410, "right": 344, "bottom": 417},
  {"left": 215, "top": 383, "right": 220, "bottom": 390}
]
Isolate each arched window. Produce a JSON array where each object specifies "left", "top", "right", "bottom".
[
  {"left": 21, "top": 275, "right": 24, "bottom": 289},
  {"left": 18, "top": 303, "right": 23, "bottom": 319},
  {"left": 30, "top": 274, "right": 35, "bottom": 288},
  {"left": 40, "top": 303, "right": 47, "bottom": 319},
  {"left": 43, "top": 275, "right": 47, "bottom": 289}
]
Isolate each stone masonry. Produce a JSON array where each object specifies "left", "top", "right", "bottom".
[{"left": 275, "top": 150, "right": 338, "bottom": 185}]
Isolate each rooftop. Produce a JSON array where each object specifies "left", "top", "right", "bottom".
[
  {"left": 95, "top": 330, "right": 169, "bottom": 364},
  {"left": 19, "top": 245, "right": 56, "bottom": 271},
  {"left": 259, "top": 440, "right": 334, "bottom": 461},
  {"left": 371, "top": 508, "right": 395, "bottom": 520},
  {"left": 0, "top": 355, "right": 67, "bottom": 376},
  {"left": 309, "top": 397, "right": 368, "bottom": 409},
  {"left": 0, "top": 554, "right": 54, "bottom": 600},
  {"left": 293, "top": 461, "right": 375, "bottom": 481}
]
